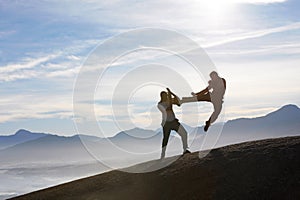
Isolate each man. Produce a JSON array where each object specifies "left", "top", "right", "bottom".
[
  {"left": 180, "top": 71, "right": 226, "bottom": 132},
  {"left": 157, "top": 88, "right": 190, "bottom": 159}
]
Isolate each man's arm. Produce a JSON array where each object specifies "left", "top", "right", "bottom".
[
  {"left": 166, "top": 88, "right": 176, "bottom": 97},
  {"left": 166, "top": 89, "right": 172, "bottom": 104}
]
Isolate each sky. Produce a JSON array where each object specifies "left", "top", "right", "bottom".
[{"left": 0, "top": 0, "right": 299, "bottom": 136}]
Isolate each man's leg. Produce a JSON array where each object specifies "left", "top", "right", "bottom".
[
  {"left": 176, "top": 124, "right": 189, "bottom": 152},
  {"left": 161, "top": 125, "right": 171, "bottom": 159},
  {"left": 210, "top": 102, "right": 222, "bottom": 124},
  {"left": 181, "top": 93, "right": 211, "bottom": 104},
  {"left": 181, "top": 96, "right": 198, "bottom": 104},
  {"left": 204, "top": 102, "right": 222, "bottom": 132}
]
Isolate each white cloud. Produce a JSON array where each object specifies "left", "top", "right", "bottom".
[
  {"left": 0, "top": 93, "right": 74, "bottom": 123},
  {"left": 0, "top": 54, "right": 62, "bottom": 82},
  {"left": 211, "top": 0, "right": 287, "bottom": 3},
  {"left": 0, "top": 54, "right": 58, "bottom": 74},
  {"left": 204, "top": 22, "right": 300, "bottom": 48},
  {"left": 0, "top": 39, "right": 97, "bottom": 82},
  {"left": 233, "top": 0, "right": 286, "bottom": 3},
  {"left": 208, "top": 42, "right": 300, "bottom": 56},
  {"left": 46, "top": 67, "right": 81, "bottom": 78}
]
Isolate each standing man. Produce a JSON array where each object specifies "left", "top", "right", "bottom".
[
  {"left": 157, "top": 88, "right": 190, "bottom": 159},
  {"left": 180, "top": 71, "right": 226, "bottom": 132}
]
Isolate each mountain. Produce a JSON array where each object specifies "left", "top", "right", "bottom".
[
  {"left": 112, "top": 127, "right": 158, "bottom": 139},
  {"left": 216, "top": 104, "right": 300, "bottom": 146},
  {"left": 10, "top": 136, "right": 300, "bottom": 200},
  {"left": 0, "top": 129, "right": 47, "bottom": 150},
  {"left": 0, "top": 134, "right": 98, "bottom": 166},
  {"left": 0, "top": 128, "right": 165, "bottom": 167},
  {"left": 1, "top": 104, "right": 299, "bottom": 166}
]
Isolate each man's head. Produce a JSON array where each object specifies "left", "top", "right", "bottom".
[
  {"left": 160, "top": 91, "right": 168, "bottom": 102},
  {"left": 210, "top": 71, "right": 219, "bottom": 80}
]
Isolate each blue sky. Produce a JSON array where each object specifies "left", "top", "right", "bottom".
[{"left": 0, "top": 0, "right": 300, "bottom": 136}]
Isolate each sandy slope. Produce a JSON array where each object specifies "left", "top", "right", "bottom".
[{"left": 10, "top": 136, "right": 300, "bottom": 200}]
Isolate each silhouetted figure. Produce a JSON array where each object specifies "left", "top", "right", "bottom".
[
  {"left": 157, "top": 88, "right": 190, "bottom": 159},
  {"left": 180, "top": 71, "right": 226, "bottom": 132}
]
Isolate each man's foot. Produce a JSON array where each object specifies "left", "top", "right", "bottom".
[
  {"left": 183, "top": 149, "right": 191, "bottom": 155},
  {"left": 173, "top": 96, "right": 181, "bottom": 107},
  {"left": 167, "top": 88, "right": 181, "bottom": 106},
  {"left": 204, "top": 120, "right": 210, "bottom": 132}
]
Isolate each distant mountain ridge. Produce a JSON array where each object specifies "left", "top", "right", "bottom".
[
  {"left": 1, "top": 104, "right": 299, "bottom": 142},
  {"left": 0, "top": 129, "right": 47, "bottom": 150},
  {"left": 218, "top": 104, "right": 300, "bottom": 146},
  {"left": 0, "top": 104, "right": 299, "bottom": 166}
]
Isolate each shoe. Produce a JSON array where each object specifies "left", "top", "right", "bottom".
[
  {"left": 183, "top": 149, "right": 191, "bottom": 155},
  {"left": 204, "top": 121, "right": 210, "bottom": 132}
]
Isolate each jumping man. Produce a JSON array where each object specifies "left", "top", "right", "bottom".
[{"left": 180, "top": 71, "right": 226, "bottom": 132}]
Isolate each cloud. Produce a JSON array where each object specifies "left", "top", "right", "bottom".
[
  {"left": 204, "top": 22, "right": 300, "bottom": 48},
  {"left": 0, "top": 93, "right": 74, "bottom": 123},
  {"left": 2, "top": 0, "right": 287, "bottom": 35},
  {"left": 0, "top": 54, "right": 58, "bottom": 74},
  {"left": 0, "top": 39, "right": 97, "bottom": 82},
  {"left": 222, "top": 0, "right": 286, "bottom": 3},
  {"left": 235, "top": 0, "right": 286, "bottom": 3},
  {"left": 224, "top": 105, "right": 276, "bottom": 119},
  {"left": 208, "top": 42, "right": 300, "bottom": 56},
  {"left": 0, "top": 54, "right": 62, "bottom": 82},
  {"left": 46, "top": 66, "right": 81, "bottom": 78}
]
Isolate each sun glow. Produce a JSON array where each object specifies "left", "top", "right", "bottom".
[{"left": 192, "top": 0, "right": 236, "bottom": 23}]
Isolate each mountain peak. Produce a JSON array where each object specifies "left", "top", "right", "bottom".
[
  {"left": 278, "top": 104, "right": 299, "bottom": 111},
  {"left": 14, "top": 129, "right": 32, "bottom": 135},
  {"left": 13, "top": 129, "right": 47, "bottom": 138},
  {"left": 268, "top": 104, "right": 300, "bottom": 117},
  {"left": 112, "top": 127, "right": 157, "bottom": 139}
]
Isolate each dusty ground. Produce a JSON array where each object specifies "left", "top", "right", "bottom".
[{"left": 10, "top": 136, "right": 300, "bottom": 200}]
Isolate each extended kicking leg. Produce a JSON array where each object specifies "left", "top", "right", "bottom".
[
  {"left": 181, "top": 92, "right": 211, "bottom": 105},
  {"left": 180, "top": 96, "right": 198, "bottom": 104}
]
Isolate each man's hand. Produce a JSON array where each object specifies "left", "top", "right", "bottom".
[{"left": 166, "top": 88, "right": 171, "bottom": 93}]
